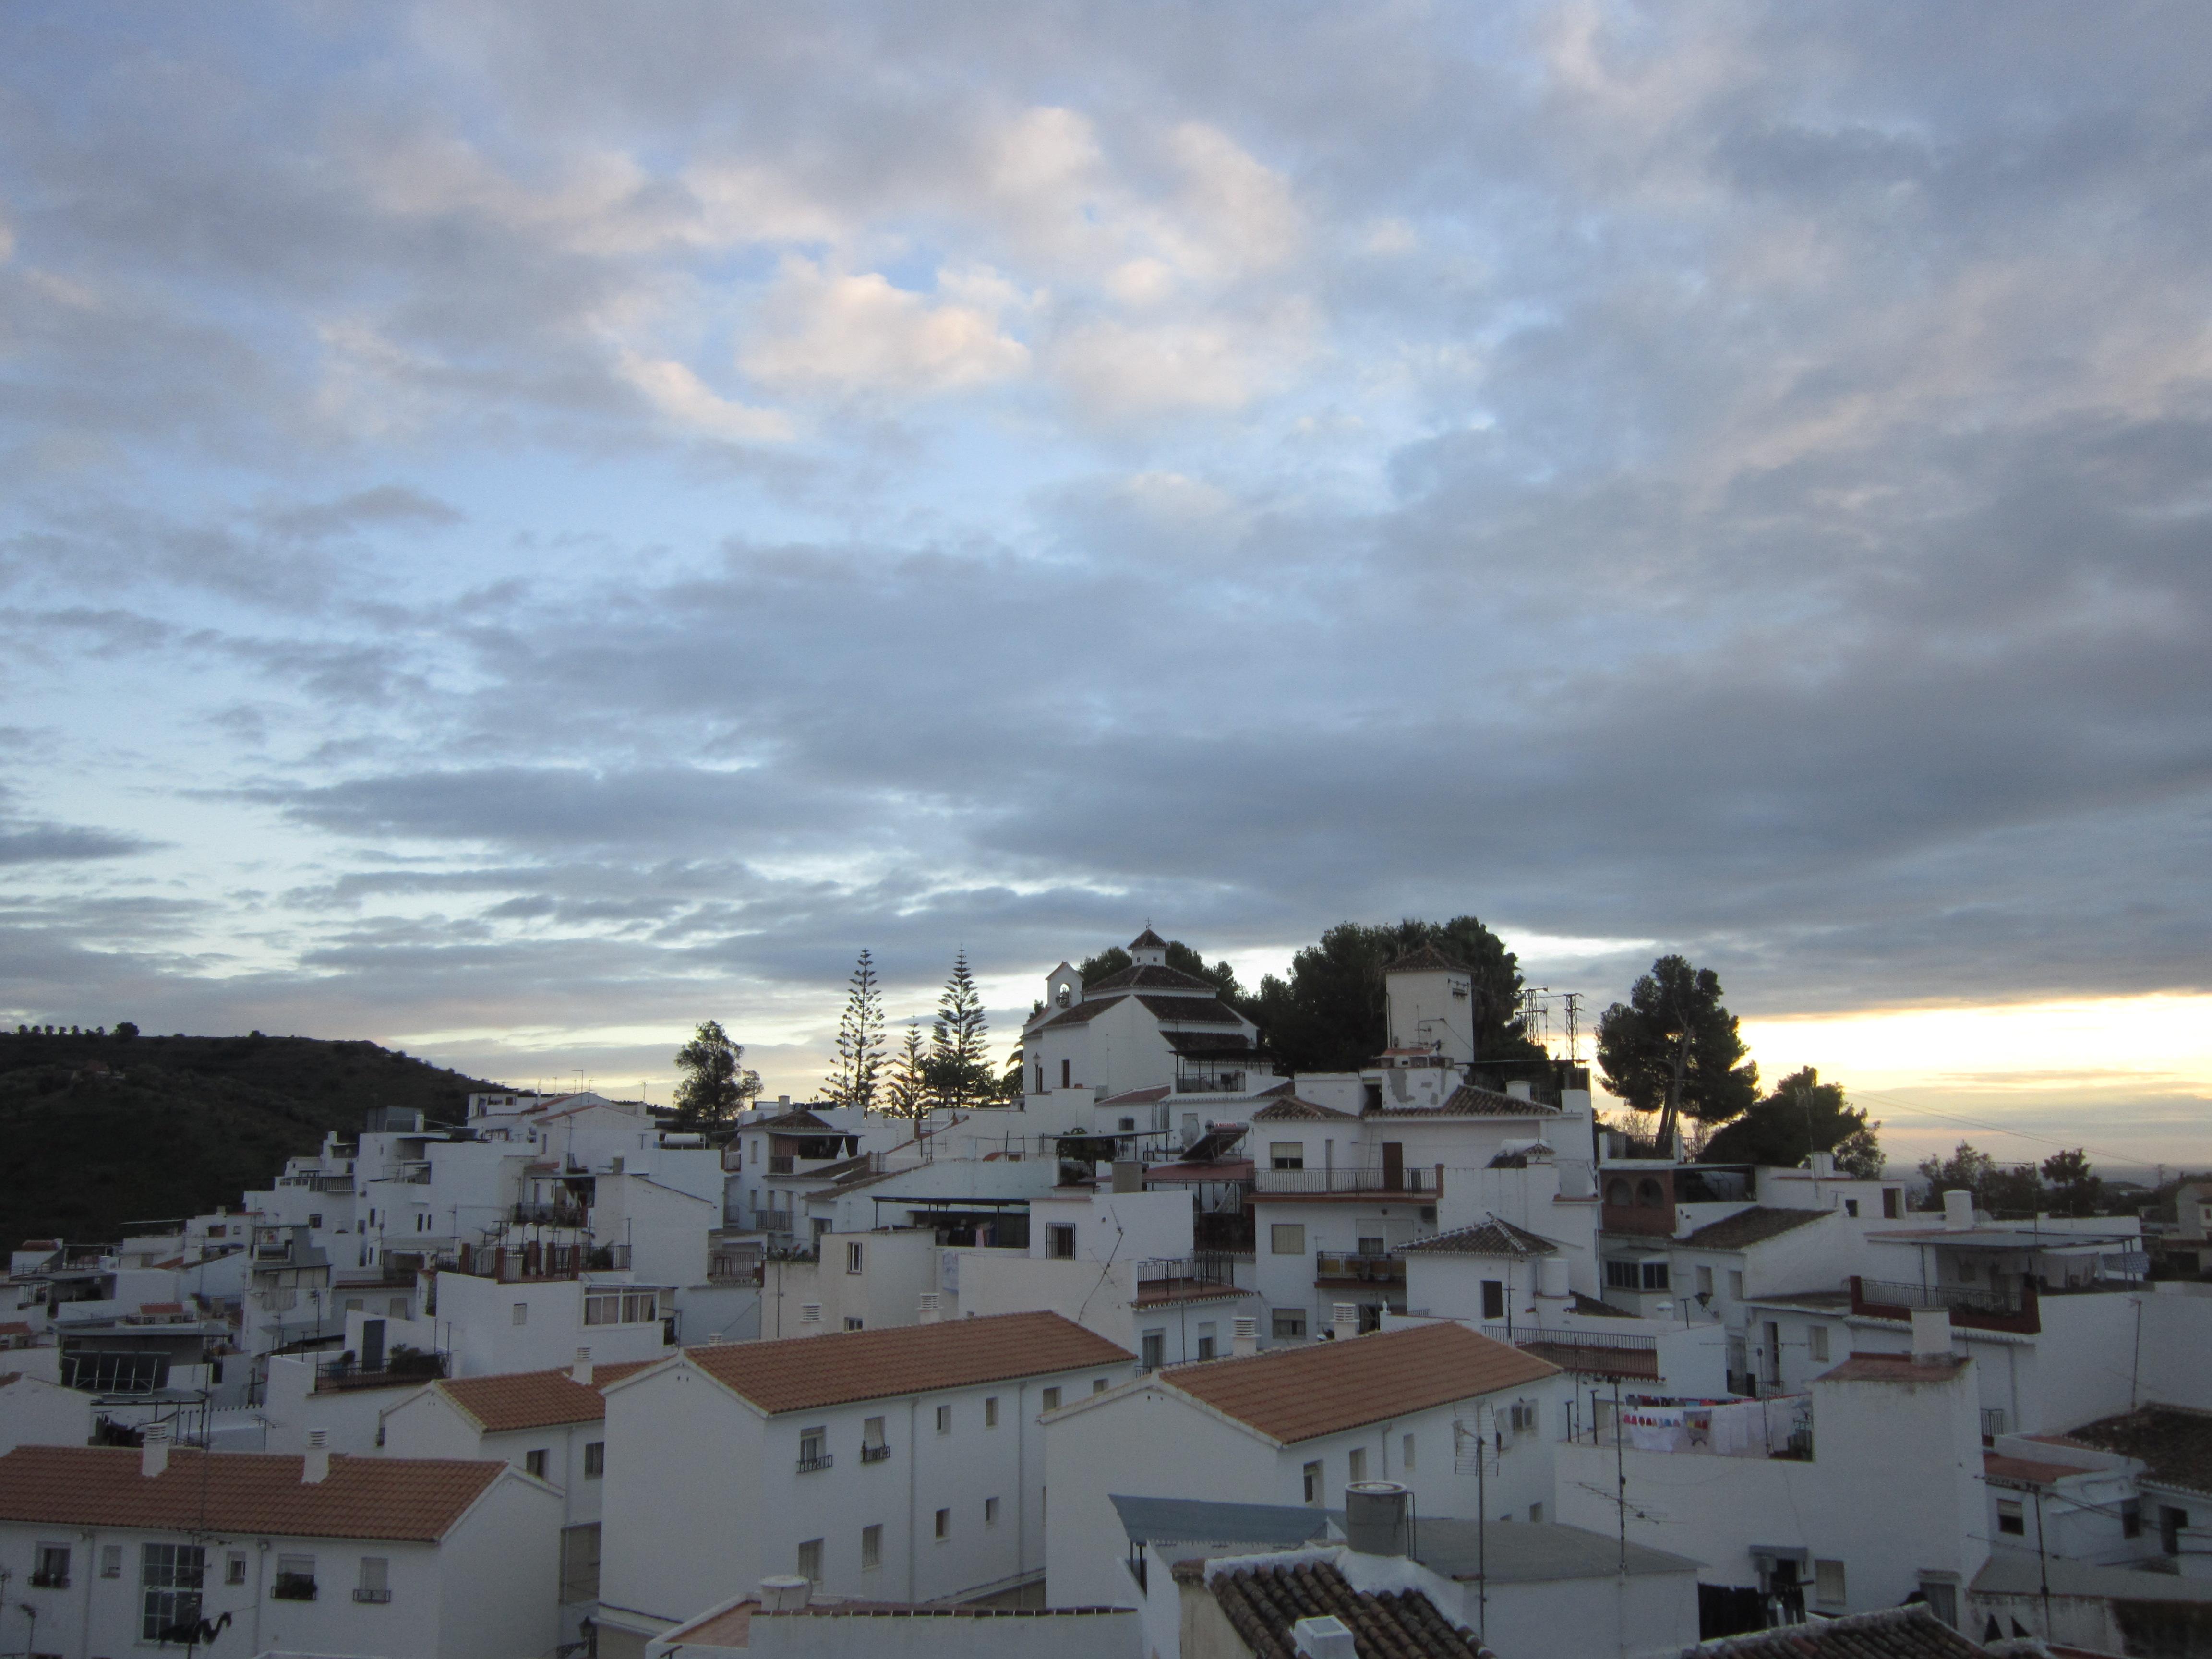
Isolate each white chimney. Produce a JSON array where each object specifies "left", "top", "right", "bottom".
[
  {"left": 1537, "top": 1256, "right": 1571, "bottom": 1300},
  {"left": 572, "top": 1347, "right": 594, "bottom": 1386},
  {"left": 1942, "top": 1189, "right": 1975, "bottom": 1231},
  {"left": 140, "top": 1422, "right": 171, "bottom": 1479},
  {"left": 778, "top": 1095, "right": 791, "bottom": 1109},
  {"left": 799, "top": 1302, "right": 823, "bottom": 1334},
  {"left": 1505, "top": 1080, "right": 1533, "bottom": 1101},
  {"left": 1911, "top": 1308, "right": 1953, "bottom": 1365},
  {"left": 1231, "top": 1315, "right": 1259, "bottom": 1358},
  {"left": 1808, "top": 1151, "right": 1836, "bottom": 1178},
  {"left": 303, "top": 1428, "right": 331, "bottom": 1484},
  {"left": 760, "top": 1574, "right": 813, "bottom": 1611},
  {"left": 1292, "top": 1614, "right": 1358, "bottom": 1659},
  {"left": 1331, "top": 1303, "right": 1359, "bottom": 1342},
  {"left": 916, "top": 1293, "right": 941, "bottom": 1325}
]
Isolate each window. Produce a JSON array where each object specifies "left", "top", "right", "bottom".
[
  {"left": 525, "top": 1448, "right": 549, "bottom": 1479},
  {"left": 1844, "top": 1199, "right": 1860, "bottom": 1217},
  {"left": 1061, "top": 1058, "right": 1071, "bottom": 1088},
  {"left": 1919, "top": 1577, "right": 1958, "bottom": 1628},
  {"left": 1509, "top": 1399, "right": 1539, "bottom": 1433},
  {"left": 309, "top": 1213, "right": 324, "bottom": 1229},
  {"left": 585, "top": 1289, "right": 663, "bottom": 1325},
  {"left": 1607, "top": 1259, "right": 1666, "bottom": 1291},
  {"left": 799, "top": 1426, "right": 830, "bottom": 1471},
  {"left": 1119, "top": 1117, "right": 1135, "bottom": 1131},
  {"left": 272, "top": 1552, "right": 317, "bottom": 1601},
  {"left": 1142, "top": 1330, "right": 1165, "bottom": 1371},
  {"left": 934, "top": 1507, "right": 950, "bottom": 1540},
  {"left": 1197, "top": 1323, "right": 1217, "bottom": 1361},
  {"left": 1273, "top": 1309, "right": 1307, "bottom": 1339},
  {"left": 2122, "top": 1498, "right": 2142, "bottom": 1539},
  {"left": 862, "top": 1525, "right": 882, "bottom": 1570},
  {"left": 1270, "top": 1142, "right": 1305, "bottom": 1170},
  {"left": 142, "top": 1543, "right": 205, "bottom": 1641},
  {"left": 797, "top": 1539, "right": 823, "bottom": 1583},
  {"left": 101, "top": 1545, "right": 122, "bottom": 1579},
  {"left": 1728, "top": 1270, "right": 1744, "bottom": 1300},
  {"left": 584, "top": 1441, "right": 605, "bottom": 1479},
  {"left": 1348, "top": 1448, "right": 1367, "bottom": 1483},
  {"left": 226, "top": 1551, "right": 247, "bottom": 1586},
  {"left": 847, "top": 1241, "right": 865, "bottom": 1274},
  {"left": 1809, "top": 1327, "right": 1830, "bottom": 1363},
  {"left": 2161, "top": 1505, "right": 2190, "bottom": 1556},
  {"left": 936, "top": 1404, "right": 952, "bottom": 1433},
  {"left": 1883, "top": 1189, "right": 1901, "bottom": 1219},
  {"left": 512, "top": 1301, "right": 528, "bottom": 1326},
  {"left": 1047, "top": 1224, "right": 1077, "bottom": 1260},
  {"left": 863, "top": 1416, "right": 889, "bottom": 1461},
  {"left": 1642, "top": 1261, "right": 1670, "bottom": 1291},
  {"left": 1529, "top": 1503, "right": 1544, "bottom": 1523},
  {"left": 1041, "top": 1387, "right": 1061, "bottom": 1411},
  {"left": 559, "top": 1526, "right": 600, "bottom": 1603},
  {"left": 1982, "top": 1408, "right": 2009, "bottom": 1443},
  {"left": 32, "top": 1543, "right": 69, "bottom": 1588},
  {"left": 984, "top": 1396, "right": 999, "bottom": 1427},
  {"left": 1481, "top": 1280, "right": 1505, "bottom": 1320},
  {"left": 356, "top": 1556, "right": 391, "bottom": 1604},
  {"left": 1695, "top": 1265, "right": 1713, "bottom": 1296},
  {"left": 986, "top": 1495, "right": 1001, "bottom": 1528},
  {"left": 845, "top": 1316, "right": 865, "bottom": 1330},
  {"left": 1271, "top": 1224, "right": 1306, "bottom": 1256},
  {"left": 1805, "top": 1558, "right": 1844, "bottom": 1607},
  {"left": 1402, "top": 1433, "right": 1416, "bottom": 1472},
  {"left": 1093, "top": 1377, "right": 1108, "bottom": 1394},
  {"left": 1303, "top": 1460, "right": 1324, "bottom": 1504},
  {"left": 1997, "top": 1500, "right": 2025, "bottom": 1536}
]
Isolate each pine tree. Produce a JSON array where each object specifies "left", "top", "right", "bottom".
[
  {"left": 822, "top": 950, "right": 887, "bottom": 1111},
  {"left": 882, "top": 1022, "right": 930, "bottom": 1122},
  {"left": 925, "top": 946, "right": 992, "bottom": 1110}
]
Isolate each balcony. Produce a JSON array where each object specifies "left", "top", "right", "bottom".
[
  {"left": 315, "top": 1350, "right": 449, "bottom": 1392},
  {"left": 1480, "top": 1322, "right": 1660, "bottom": 1379},
  {"left": 1134, "top": 1254, "right": 1239, "bottom": 1300},
  {"left": 708, "top": 1253, "right": 762, "bottom": 1286},
  {"left": 449, "top": 1242, "right": 628, "bottom": 1282},
  {"left": 1174, "top": 1073, "right": 1247, "bottom": 1094},
  {"left": 511, "top": 1202, "right": 590, "bottom": 1227},
  {"left": 1253, "top": 1168, "right": 1437, "bottom": 1197},
  {"left": 29, "top": 1569, "right": 68, "bottom": 1589},
  {"left": 353, "top": 1587, "right": 392, "bottom": 1604},
  {"left": 768, "top": 1154, "right": 796, "bottom": 1174},
  {"left": 1849, "top": 1275, "right": 2040, "bottom": 1335},
  {"left": 860, "top": 1444, "right": 891, "bottom": 1464},
  {"left": 796, "top": 1452, "right": 834, "bottom": 1474},
  {"left": 1315, "top": 1252, "right": 1406, "bottom": 1288}
]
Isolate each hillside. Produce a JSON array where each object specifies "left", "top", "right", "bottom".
[{"left": 0, "top": 1031, "right": 499, "bottom": 1245}]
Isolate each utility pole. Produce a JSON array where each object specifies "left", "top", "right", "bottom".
[{"left": 2033, "top": 1487, "right": 2054, "bottom": 1639}]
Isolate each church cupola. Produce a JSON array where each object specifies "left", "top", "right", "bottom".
[{"left": 1128, "top": 927, "right": 1169, "bottom": 967}]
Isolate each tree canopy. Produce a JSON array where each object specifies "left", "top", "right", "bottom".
[
  {"left": 1698, "top": 1067, "right": 1883, "bottom": 1176},
  {"left": 881, "top": 1022, "right": 929, "bottom": 1122},
  {"left": 1596, "top": 955, "right": 1758, "bottom": 1149},
  {"left": 1077, "top": 939, "right": 1247, "bottom": 1007},
  {"left": 1249, "top": 916, "right": 1540, "bottom": 1075},
  {"left": 1916, "top": 1142, "right": 2047, "bottom": 1215},
  {"left": 672, "top": 1019, "right": 760, "bottom": 1130},
  {"left": 2041, "top": 1148, "right": 2104, "bottom": 1216}
]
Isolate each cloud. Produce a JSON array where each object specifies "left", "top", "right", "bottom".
[
  {"left": 615, "top": 351, "right": 794, "bottom": 442},
  {"left": 739, "top": 259, "right": 1031, "bottom": 398}
]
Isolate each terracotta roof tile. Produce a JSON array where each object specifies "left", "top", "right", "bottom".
[
  {"left": 1675, "top": 1606, "right": 1986, "bottom": 1659},
  {"left": 1370, "top": 1084, "right": 1561, "bottom": 1118},
  {"left": 1984, "top": 1452, "right": 2082, "bottom": 1488},
  {"left": 433, "top": 1359, "right": 665, "bottom": 1433},
  {"left": 1384, "top": 945, "right": 1473, "bottom": 974},
  {"left": 1815, "top": 1354, "right": 1972, "bottom": 1383},
  {"left": 1097, "top": 1086, "right": 1172, "bottom": 1106},
  {"left": 1136, "top": 996, "right": 1248, "bottom": 1025},
  {"left": 1037, "top": 995, "right": 1130, "bottom": 1030},
  {"left": 1251, "top": 1097, "right": 1359, "bottom": 1122},
  {"left": 1208, "top": 1558, "right": 1491, "bottom": 1659},
  {"left": 1130, "top": 927, "right": 1171, "bottom": 949},
  {"left": 756, "top": 1109, "right": 838, "bottom": 1131},
  {"left": 1084, "top": 963, "right": 1218, "bottom": 994},
  {"left": 1159, "top": 1322, "right": 1556, "bottom": 1444},
  {"left": 0, "top": 1445, "right": 503, "bottom": 1541},
  {"left": 1677, "top": 1207, "right": 1829, "bottom": 1250},
  {"left": 1400, "top": 1218, "right": 1559, "bottom": 1258},
  {"left": 678, "top": 1311, "right": 1131, "bottom": 1415},
  {"left": 2056, "top": 1405, "right": 2212, "bottom": 1496}
]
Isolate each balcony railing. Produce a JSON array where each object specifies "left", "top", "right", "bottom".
[
  {"left": 796, "top": 1452, "right": 834, "bottom": 1474},
  {"left": 511, "top": 1202, "right": 590, "bottom": 1226},
  {"left": 1253, "top": 1168, "right": 1436, "bottom": 1197},
  {"left": 1849, "top": 1275, "right": 2039, "bottom": 1334},
  {"left": 353, "top": 1587, "right": 392, "bottom": 1604},
  {"left": 316, "top": 1350, "right": 449, "bottom": 1391},
  {"left": 1174, "top": 1074, "right": 1246, "bottom": 1094},
  {"left": 1316, "top": 1252, "right": 1406, "bottom": 1285},
  {"left": 708, "top": 1254, "right": 763, "bottom": 1286},
  {"left": 1481, "top": 1323, "right": 1660, "bottom": 1377},
  {"left": 769, "top": 1155, "right": 796, "bottom": 1174},
  {"left": 1134, "top": 1254, "right": 1238, "bottom": 1296},
  {"left": 860, "top": 1444, "right": 891, "bottom": 1464},
  {"left": 449, "top": 1242, "right": 627, "bottom": 1281}
]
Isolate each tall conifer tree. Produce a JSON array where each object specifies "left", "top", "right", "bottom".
[
  {"left": 822, "top": 949, "right": 886, "bottom": 1111},
  {"left": 926, "top": 946, "right": 992, "bottom": 1109},
  {"left": 882, "top": 1021, "right": 930, "bottom": 1121}
]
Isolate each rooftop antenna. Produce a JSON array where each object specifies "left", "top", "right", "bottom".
[{"left": 1562, "top": 993, "right": 1583, "bottom": 1063}]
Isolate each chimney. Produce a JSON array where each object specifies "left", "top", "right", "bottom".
[
  {"left": 1942, "top": 1189, "right": 1974, "bottom": 1232},
  {"left": 1292, "top": 1614, "right": 1358, "bottom": 1659},
  {"left": 1808, "top": 1151, "right": 1836, "bottom": 1178},
  {"left": 1330, "top": 1303, "right": 1359, "bottom": 1342},
  {"left": 140, "top": 1422, "right": 171, "bottom": 1479},
  {"left": 1343, "top": 1480, "right": 1411, "bottom": 1556},
  {"left": 1112, "top": 1160, "right": 1142, "bottom": 1194},
  {"left": 1505, "top": 1080, "right": 1533, "bottom": 1101},
  {"left": 760, "top": 1574, "right": 813, "bottom": 1611},
  {"left": 572, "top": 1347, "right": 594, "bottom": 1386},
  {"left": 799, "top": 1302, "right": 823, "bottom": 1334},
  {"left": 1231, "top": 1315, "right": 1259, "bottom": 1358},
  {"left": 1911, "top": 1308, "right": 1953, "bottom": 1365},
  {"left": 303, "top": 1428, "right": 331, "bottom": 1484},
  {"left": 778, "top": 1095, "right": 791, "bottom": 1109},
  {"left": 1537, "top": 1256, "right": 1571, "bottom": 1300},
  {"left": 917, "top": 1292, "right": 941, "bottom": 1325}
]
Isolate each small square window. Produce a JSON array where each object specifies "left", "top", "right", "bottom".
[
  {"left": 1402, "top": 1433, "right": 1416, "bottom": 1472},
  {"left": 797, "top": 1539, "right": 823, "bottom": 1583},
  {"left": 1093, "top": 1377, "right": 1108, "bottom": 1394},
  {"left": 984, "top": 1396, "right": 998, "bottom": 1426},
  {"left": 511, "top": 1302, "right": 528, "bottom": 1326},
  {"left": 1997, "top": 1500, "right": 2025, "bottom": 1536},
  {"left": 1809, "top": 1327, "right": 1830, "bottom": 1363},
  {"left": 1273, "top": 1309, "right": 1307, "bottom": 1339},
  {"left": 1844, "top": 1198, "right": 1860, "bottom": 1217},
  {"left": 1047, "top": 1224, "right": 1077, "bottom": 1259},
  {"left": 1041, "top": 1386, "right": 1061, "bottom": 1411},
  {"left": 934, "top": 1507, "right": 950, "bottom": 1540},
  {"left": 1481, "top": 1280, "right": 1505, "bottom": 1320},
  {"left": 844, "top": 1316, "right": 864, "bottom": 1330},
  {"left": 1270, "top": 1142, "right": 1305, "bottom": 1170},
  {"left": 1270, "top": 1224, "right": 1306, "bottom": 1256},
  {"left": 985, "top": 1495, "right": 1000, "bottom": 1528},
  {"left": 847, "top": 1242, "right": 865, "bottom": 1274},
  {"left": 227, "top": 1551, "right": 247, "bottom": 1586},
  {"left": 525, "top": 1449, "right": 549, "bottom": 1479},
  {"left": 1815, "top": 1559, "right": 1846, "bottom": 1608},
  {"left": 1348, "top": 1448, "right": 1367, "bottom": 1483},
  {"left": 100, "top": 1545, "right": 122, "bottom": 1579}
]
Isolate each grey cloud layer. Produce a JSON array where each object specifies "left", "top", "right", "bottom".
[{"left": 0, "top": 2, "right": 2207, "bottom": 1082}]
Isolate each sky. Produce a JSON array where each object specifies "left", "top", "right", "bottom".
[{"left": 2, "top": 3, "right": 2208, "bottom": 1171}]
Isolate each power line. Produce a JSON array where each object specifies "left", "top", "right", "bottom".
[{"left": 1841, "top": 1085, "right": 2148, "bottom": 1169}]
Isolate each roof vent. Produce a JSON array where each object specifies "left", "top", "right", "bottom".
[
  {"left": 572, "top": 1347, "right": 594, "bottom": 1386},
  {"left": 760, "top": 1574, "right": 813, "bottom": 1611},
  {"left": 917, "top": 1293, "right": 941, "bottom": 1325},
  {"left": 1330, "top": 1303, "right": 1358, "bottom": 1341},
  {"left": 1344, "top": 1480, "right": 1411, "bottom": 1557},
  {"left": 799, "top": 1302, "right": 823, "bottom": 1333},
  {"left": 1292, "top": 1614, "right": 1357, "bottom": 1659},
  {"left": 141, "top": 1421, "right": 171, "bottom": 1479},
  {"left": 1505, "top": 1080, "right": 1533, "bottom": 1101},
  {"left": 303, "top": 1428, "right": 330, "bottom": 1484},
  {"left": 1231, "top": 1315, "right": 1259, "bottom": 1358}
]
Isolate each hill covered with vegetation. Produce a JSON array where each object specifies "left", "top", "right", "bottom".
[{"left": 0, "top": 1029, "right": 497, "bottom": 1245}]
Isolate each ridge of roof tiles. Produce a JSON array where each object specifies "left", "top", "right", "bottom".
[
  {"left": 1158, "top": 1321, "right": 1556, "bottom": 1444},
  {"left": 433, "top": 1359, "right": 666, "bottom": 1433},
  {"left": 0, "top": 1445, "right": 504, "bottom": 1541},
  {"left": 1399, "top": 1217, "right": 1559, "bottom": 1258},
  {"left": 1251, "top": 1096, "right": 1360, "bottom": 1121},
  {"left": 754, "top": 1108, "right": 838, "bottom": 1131},
  {"left": 1135, "top": 995, "right": 1248, "bottom": 1024},
  {"left": 1368, "top": 1083, "right": 1562, "bottom": 1118},
  {"left": 2052, "top": 1405, "right": 2212, "bottom": 1496},
  {"left": 1130, "top": 927, "right": 1171, "bottom": 949},
  {"left": 1384, "top": 944, "right": 1473, "bottom": 974},
  {"left": 676, "top": 1310, "right": 1131, "bottom": 1415},
  {"left": 1084, "top": 962, "right": 1218, "bottom": 994},
  {"left": 1205, "top": 1558, "right": 1493, "bottom": 1659},
  {"left": 1676, "top": 1605, "right": 1988, "bottom": 1659},
  {"left": 1676, "top": 1206, "right": 1831, "bottom": 1250}
]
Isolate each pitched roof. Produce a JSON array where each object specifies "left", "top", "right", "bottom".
[
  {"left": 1673, "top": 1606, "right": 1989, "bottom": 1659},
  {"left": 1984, "top": 1451, "right": 2083, "bottom": 1488},
  {"left": 2054, "top": 1405, "right": 2212, "bottom": 1497},
  {"left": 1164, "top": 1031, "right": 1257, "bottom": 1057},
  {"left": 0, "top": 1446, "right": 504, "bottom": 1541},
  {"left": 432, "top": 1359, "right": 665, "bottom": 1433},
  {"left": 1677, "top": 1206, "right": 1829, "bottom": 1250},
  {"left": 755, "top": 1109, "right": 838, "bottom": 1132},
  {"left": 1037, "top": 995, "right": 1129, "bottom": 1029},
  {"left": 1084, "top": 963, "right": 1217, "bottom": 994},
  {"left": 1130, "top": 927, "right": 1170, "bottom": 949},
  {"left": 1385, "top": 944, "right": 1472, "bottom": 974},
  {"left": 1251, "top": 1097, "right": 1359, "bottom": 1122},
  {"left": 1400, "top": 1218, "right": 1559, "bottom": 1258},
  {"left": 1158, "top": 1322, "right": 1556, "bottom": 1444},
  {"left": 1137, "top": 995, "right": 1247, "bottom": 1025},
  {"left": 1369, "top": 1083, "right": 1561, "bottom": 1118},
  {"left": 678, "top": 1311, "right": 1131, "bottom": 1415},
  {"left": 1202, "top": 1558, "right": 1491, "bottom": 1659},
  {"left": 1096, "top": 1086, "right": 1171, "bottom": 1106}
]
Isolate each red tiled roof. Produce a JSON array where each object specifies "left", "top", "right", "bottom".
[
  {"left": 678, "top": 1312, "right": 1131, "bottom": 1415},
  {"left": 137, "top": 1301, "right": 185, "bottom": 1314},
  {"left": 1251, "top": 1097, "right": 1358, "bottom": 1121},
  {"left": 1677, "top": 1207, "right": 1829, "bottom": 1250},
  {"left": 1201, "top": 1558, "right": 1491, "bottom": 1659},
  {"left": 433, "top": 1359, "right": 665, "bottom": 1433},
  {"left": 1815, "top": 1354, "right": 1971, "bottom": 1383},
  {"left": 0, "top": 1446, "right": 504, "bottom": 1540},
  {"left": 1370, "top": 1084, "right": 1562, "bottom": 1118},
  {"left": 673, "top": 1600, "right": 1134, "bottom": 1645},
  {"left": 1084, "top": 963, "right": 1217, "bottom": 994},
  {"left": 1984, "top": 1452, "right": 2082, "bottom": 1488},
  {"left": 1676, "top": 1606, "right": 1985, "bottom": 1659},
  {"left": 1158, "top": 1322, "right": 1556, "bottom": 1444},
  {"left": 2054, "top": 1405, "right": 2212, "bottom": 1496}
]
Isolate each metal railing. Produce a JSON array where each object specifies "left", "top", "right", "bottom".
[
  {"left": 353, "top": 1587, "right": 392, "bottom": 1603},
  {"left": 1481, "top": 1323, "right": 1659, "bottom": 1376},
  {"left": 769, "top": 1155, "right": 796, "bottom": 1174},
  {"left": 511, "top": 1202, "right": 590, "bottom": 1226},
  {"left": 796, "top": 1453, "right": 834, "bottom": 1474},
  {"left": 1174, "top": 1074, "right": 1247, "bottom": 1094},
  {"left": 1134, "top": 1254, "right": 1238, "bottom": 1294},
  {"left": 1856, "top": 1277, "right": 2021, "bottom": 1316},
  {"left": 1316, "top": 1252, "right": 1406, "bottom": 1283},
  {"left": 861, "top": 1444, "right": 891, "bottom": 1463},
  {"left": 1253, "top": 1168, "right": 1436, "bottom": 1196},
  {"left": 449, "top": 1242, "right": 628, "bottom": 1281},
  {"left": 315, "top": 1350, "right": 449, "bottom": 1391}
]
